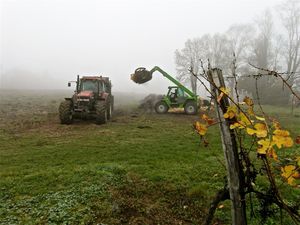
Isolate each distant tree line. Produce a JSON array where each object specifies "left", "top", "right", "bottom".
[{"left": 175, "top": 0, "right": 300, "bottom": 105}]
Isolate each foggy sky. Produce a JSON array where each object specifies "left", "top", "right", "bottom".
[{"left": 0, "top": 0, "right": 282, "bottom": 94}]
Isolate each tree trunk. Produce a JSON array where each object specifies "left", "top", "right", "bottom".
[{"left": 190, "top": 72, "right": 197, "bottom": 95}]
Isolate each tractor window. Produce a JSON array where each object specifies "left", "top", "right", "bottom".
[
  {"left": 101, "top": 82, "right": 106, "bottom": 92},
  {"left": 177, "top": 88, "right": 184, "bottom": 97},
  {"left": 81, "top": 80, "right": 98, "bottom": 92}
]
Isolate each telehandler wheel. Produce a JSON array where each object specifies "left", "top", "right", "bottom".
[
  {"left": 155, "top": 101, "right": 169, "bottom": 114},
  {"left": 184, "top": 101, "right": 198, "bottom": 115},
  {"left": 95, "top": 101, "right": 107, "bottom": 124},
  {"left": 59, "top": 100, "right": 73, "bottom": 124}
]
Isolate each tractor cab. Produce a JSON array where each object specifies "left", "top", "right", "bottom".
[
  {"left": 80, "top": 79, "right": 100, "bottom": 92},
  {"left": 78, "top": 76, "right": 109, "bottom": 94},
  {"left": 166, "top": 86, "right": 187, "bottom": 106}
]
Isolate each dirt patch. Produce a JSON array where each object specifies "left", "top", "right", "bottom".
[{"left": 137, "top": 125, "right": 152, "bottom": 129}]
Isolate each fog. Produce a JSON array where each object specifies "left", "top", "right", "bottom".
[{"left": 0, "top": 0, "right": 282, "bottom": 94}]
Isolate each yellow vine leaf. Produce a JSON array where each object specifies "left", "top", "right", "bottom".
[
  {"left": 243, "top": 96, "right": 254, "bottom": 106},
  {"left": 294, "top": 172, "right": 300, "bottom": 179},
  {"left": 240, "top": 112, "right": 251, "bottom": 126},
  {"left": 220, "top": 87, "right": 230, "bottom": 95},
  {"left": 224, "top": 106, "right": 237, "bottom": 119},
  {"left": 202, "top": 114, "right": 209, "bottom": 120},
  {"left": 295, "top": 136, "right": 300, "bottom": 144},
  {"left": 272, "top": 129, "right": 293, "bottom": 148},
  {"left": 247, "top": 107, "right": 255, "bottom": 116},
  {"left": 218, "top": 204, "right": 224, "bottom": 209},
  {"left": 246, "top": 123, "right": 268, "bottom": 138},
  {"left": 230, "top": 122, "right": 243, "bottom": 129},
  {"left": 257, "top": 139, "right": 273, "bottom": 154},
  {"left": 281, "top": 165, "right": 299, "bottom": 186},
  {"left": 247, "top": 128, "right": 256, "bottom": 135},
  {"left": 268, "top": 148, "right": 278, "bottom": 161},
  {"left": 230, "top": 112, "right": 252, "bottom": 130},
  {"left": 273, "top": 120, "right": 281, "bottom": 130},
  {"left": 194, "top": 121, "right": 207, "bottom": 136},
  {"left": 201, "top": 114, "right": 215, "bottom": 125},
  {"left": 255, "top": 115, "right": 265, "bottom": 121},
  {"left": 217, "top": 87, "right": 229, "bottom": 103},
  {"left": 274, "top": 129, "right": 290, "bottom": 136}
]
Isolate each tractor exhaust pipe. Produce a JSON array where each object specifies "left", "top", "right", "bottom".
[{"left": 76, "top": 75, "right": 79, "bottom": 92}]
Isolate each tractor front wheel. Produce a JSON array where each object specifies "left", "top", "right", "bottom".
[
  {"left": 59, "top": 100, "right": 73, "bottom": 124},
  {"left": 184, "top": 101, "right": 198, "bottom": 115},
  {"left": 95, "top": 101, "right": 107, "bottom": 124},
  {"left": 155, "top": 101, "right": 169, "bottom": 114}
]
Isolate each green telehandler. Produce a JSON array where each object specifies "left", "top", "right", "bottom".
[{"left": 131, "top": 66, "right": 198, "bottom": 115}]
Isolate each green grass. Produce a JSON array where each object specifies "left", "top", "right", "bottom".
[
  {"left": 0, "top": 92, "right": 299, "bottom": 224},
  {"left": 0, "top": 112, "right": 225, "bottom": 224}
]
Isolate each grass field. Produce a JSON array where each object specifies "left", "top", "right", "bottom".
[{"left": 0, "top": 90, "right": 299, "bottom": 224}]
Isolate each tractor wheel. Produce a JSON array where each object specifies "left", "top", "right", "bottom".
[
  {"left": 155, "top": 101, "right": 169, "bottom": 114},
  {"left": 95, "top": 101, "right": 107, "bottom": 124},
  {"left": 184, "top": 101, "right": 198, "bottom": 115},
  {"left": 107, "top": 101, "right": 112, "bottom": 120},
  {"left": 111, "top": 95, "right": 114, "bottom": 112},
  {"left": 59, "top": 100, "right": 73, "bottom": 124}
]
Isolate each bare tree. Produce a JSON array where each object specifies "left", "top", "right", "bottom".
[
  {"left": 225, "top": 24, "right": 256, "bottom": 97},
  {"left": 252, "top": 9, "right": 274, "bottom": 69},
  {"left": 208, "top": 33, "right": 230, "bottom": 68},
  {"left": 175, "top": 35, "right": 230, "bottom": 94},
  {"left": 278, "top": 0, "right": 300, "bottom": 88},
  {"left": 237, "top": 10, "right": 289, "bottom": 104},
  {"left": 226, "top": 24, "right": 255, "bottom": 70},
  {"left": 175, "top": 38, "right": 203, "bottom": 94},
  {"left": 271, "top": 35, "right": 284, "bottom": 71}
]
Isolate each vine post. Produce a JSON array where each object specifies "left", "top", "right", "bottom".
[{"left": 207, "top": 68, "right": 247, "bottom": 225}]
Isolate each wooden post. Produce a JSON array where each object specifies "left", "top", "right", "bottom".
[{"left": 207, "top": 68, "right": 247, "bottom": 225}]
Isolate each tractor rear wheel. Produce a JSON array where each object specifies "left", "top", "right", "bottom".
[
  {"left": 155, "top": 101, "right": 169, "bottom": 114},
  {"left": 111, "top": 96, "right": 114, "bottom": 112},
  {"left": 95, "top": 101, "right": 107, "bottom": 124},
  {"left": 59, "top": 100, "right": 73, "bottom": 124},
  {"left": 184, "top": 101, "right": 198, "bottom": 115},
  {"left": 107, "top": 101, "right": 112, "bottom": 120}
]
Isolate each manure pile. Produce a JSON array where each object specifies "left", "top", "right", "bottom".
[{"left": 139, "top": 94, "right": 163, "bottom": 112}]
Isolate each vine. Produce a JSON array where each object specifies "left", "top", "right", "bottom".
[{"left": 192, "top": 62, "right": 300, "bottom": 224}]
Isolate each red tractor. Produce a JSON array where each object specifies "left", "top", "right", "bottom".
[{"left": 59, "top": 75, "right": 114, "bottom": 124}]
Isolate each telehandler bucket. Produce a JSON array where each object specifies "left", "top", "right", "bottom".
[{"left": 131, "top": 67, "right": 152, "bottom": 84}]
